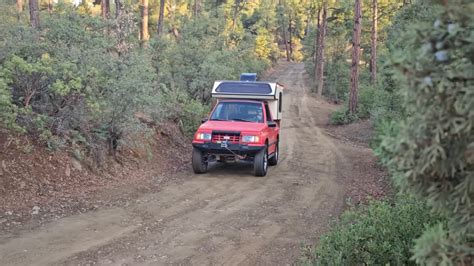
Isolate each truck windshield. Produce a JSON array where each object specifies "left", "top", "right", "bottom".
[{"left": 210, "top": 102, "right": 264, "bottom": 123}]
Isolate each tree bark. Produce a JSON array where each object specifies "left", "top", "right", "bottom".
[
  {"left": 157, "top": 0, "right": 165, "bottom": 35},
  {"left": 193, "top": 0, "right": 201, "bottom": 17},
  {"left": 349, "top": 0, "right": 362, "bottom": 114},
  {"left": 282, "top": 26, "right": 290, "bottom": 62},
  {"left": 370, "top": 0, "right": 378, "bottom": 84},
  {"left": 115, "top": 0, "right": 123, "bottom": 18},
  {"left": 140, "top": 0, "right": 150, "bottom": 42},
  {"left": 16, "top": 0, "right": 23, "bottom": 21},
  {"left": 29, "top": 0, "right": 40, "bottom": 29},
  {"left": 288, "top": 15, "right": 293, "bottom": 60},
  {"left": 316, "top": 1, "right": 327, "bottom": 97},
  {"left": 101, "top": 0, "right": 110, "bottom": 19},
  {"left": 313, "top": 7, "right": 321, "bottom": 64},
  {"left": 232, "top": 0, "right": 241, "bottom": 31},
  {"left": 48, "top": 0, "right": 53, "bottom": 14}
]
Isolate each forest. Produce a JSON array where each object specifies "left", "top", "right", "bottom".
[{"left": 0, "top": 0, "right": 472, "bottom": 264}]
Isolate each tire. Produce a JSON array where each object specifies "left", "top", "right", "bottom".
[
  {"left": 268, "top": 142, "right": 279, "bottom": 166},
  {"left": 192, "top": 148, "right": 208, "bottom": 174},
  {"left": 254, "top": 147, "right": 268, "bottom": 177}
]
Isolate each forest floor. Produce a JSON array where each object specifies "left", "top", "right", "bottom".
[{"left": 0, "top": 62, "right": 388, "bottom": 265}]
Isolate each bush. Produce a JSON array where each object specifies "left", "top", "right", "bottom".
[
  {"left": 304, "top": 195, "right": 446, "bottom": 265},
  {"left": 154, "top": 87, "right": 210, "bottom": 137},
  {"left": 379, "top": 2, "right": 474, "bottom": 263},
  {"left": 329, "top": 85, "right": 386, "bottom": 125},
  {"left": 0, "top": 5, "right": 274, "bottom": 164},
  {"left": 324, "top": 58, "right": 350, "bottom": 101},
  {"left": 329, "top": 107, "right": 357, "bottom": 125},
  {"left": 0, "top": 78, "right": 19, "bottom": 131},
  {"left": 0, "top": 10, "right": 159, "bottom": 163},
  {"left": 151, "top": 16, "right": 269, "bottom": 104}
]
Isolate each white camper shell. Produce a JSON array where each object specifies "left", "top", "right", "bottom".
[{"left": 211, "top": 81, "right": 284, "bottom": 121}]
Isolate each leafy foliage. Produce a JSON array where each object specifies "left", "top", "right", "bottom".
[
  {"left": 304, "top": 195, "right": 445, "bottom": 265},
  {"left": 0, "top": 1, "right": 281, "bottom": 163},
  {"left": 152, "top": 15, "right": 269, "bottom": 104},
  {"left": 378, "top": 2, "right": 474, "bottom": 263},
  {"left": 0, "top": 11, "right": 159, "bottom": 162},
  {"left": 307, "top": 1, "right": 472, "bottom": 264},
  {"left": 329, "top": 84, "right": 400, "bottom": 125}
]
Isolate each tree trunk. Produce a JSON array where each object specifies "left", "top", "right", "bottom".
[
  {"left": 313, "top": 7, "right": 321, "bottom": 64},
  {"left": 370, "top": 0, "right": 378, "bottom": 84},
  {"left": 29, "top": 0, "right": 40, "bottom": 29},
  {"left": 48, "top": 0, "right": 53, "bottom": 14},
  {"left": 101, "top": 0, "right": 110, "bottom": 19},
  {"left": 282, "top": 26, "right": 290, "bottom": 62},
  {"left": 115, "top": 0, "right": 123, "bottom": 18},
  {"left": 157, "top": 0, "right": 165, "bottom": 35},
  {"left": 288, "top": 15, "right": 293, "bottom": 60},
  {"left": 316, "top": 1, "right": 327, "bottom": 97},
  {"left": 193, "top": 0, "right": 201, "bottom": 16},
  {"left": 232, "top": 0, "right": 241, "bottom": 31},
  {"left": 16, "top": 0, "right": 23, "bottom": 21},
  {"left": 349, "top": 0, "right": 362, "bottom": 114},
  {"left": 140, "top": 0, "right": 149, "bottom": 42}
]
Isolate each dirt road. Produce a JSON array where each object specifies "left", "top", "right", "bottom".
[{"left": 0, "top": 62, "right": 349, "bottom": 265}]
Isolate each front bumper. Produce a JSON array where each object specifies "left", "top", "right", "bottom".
[{"left": 192, "top": 142, "right": 265, "bottom": 156}]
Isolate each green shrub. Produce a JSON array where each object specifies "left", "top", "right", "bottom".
[
  {"left": 324, "top": 58, "right": 350, "bottom": 101},
  {"left": 153, "top": 87, "right": 210, "bottom": 137},
  {"left": 0, "top": 77, "right": 19, "bottom": 131},
  {"left": 330, "top": 107, "right": 358, "bottom": 125},
  {"left": 304, "top": 195, "right": 446, "bottom": 265},
  {"left": 329, "top": 85, "right": 381, "bottom": 125},
  {"left": 379, "top": 2, "right": 474, "bottom": 263},
  {"left": 0, "top": 4, "right": 273, "bottom": 163}
]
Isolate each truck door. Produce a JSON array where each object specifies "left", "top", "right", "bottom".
[{"left": 264, "top": 103, "right": 278, "bottom": 154}]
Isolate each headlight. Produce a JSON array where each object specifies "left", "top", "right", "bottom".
[
  {"left": 242, "top": 135, "right": 260, "bottom": 143},
  {"left": 196, "top": 133, "right": 212, "bottom": 140}
]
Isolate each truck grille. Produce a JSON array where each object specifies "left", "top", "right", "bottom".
[{"left": 212, "top": 131, "right": 241, "bottom": 143}]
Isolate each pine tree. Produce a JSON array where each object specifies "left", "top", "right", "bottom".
[
  {"left": 16, "top": 0, "right": 23, "bottom": 21},
  {"left": 370, "top": 0, "right": 377, "bottom": 85},
  {"left": 315, "top": 0, "right": 327, "bottom": 97},
  {"left": 140, "top": 0, "right": 150, "bottom": 42},
  {"left": 29, "top": 0, "right": 40, "bottom": 28},
  {"left": 157, "top": 0, "right": 165, "bottom": 35},
  {"left": 115, "top": 0, "right": 123, "bottom": 18},
  {"left": 101, "top": 0, "right": 110, "bottom": 19},
  {"left": 349, "top": 0, "right": 362, "bottom": 114}
]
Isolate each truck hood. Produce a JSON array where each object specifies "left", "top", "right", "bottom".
[{"left": 198, "top": 120, "right": 266, "bottom": 133}]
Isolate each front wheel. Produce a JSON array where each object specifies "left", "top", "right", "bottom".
[
  {"left": 254, "top": 147, "right": 268, "bottom": 177},
  {"left": 268, "top": 142, "right": 279, "bottom": 166},
  {"left": 192, "top": 148, "right": 208, "bottom": 174}
]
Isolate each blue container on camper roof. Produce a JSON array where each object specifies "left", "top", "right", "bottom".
[{"left": 240, "top": 73, "right": 257, "bottom": 82}]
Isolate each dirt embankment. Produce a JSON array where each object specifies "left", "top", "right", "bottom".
[
  {"left": 0, "top": 122, "right": 189, "bottom": 232},
  {"left": 0, "top": 62, "right": 389, "bottom": 265}
]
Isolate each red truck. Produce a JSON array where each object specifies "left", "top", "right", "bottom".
[{"left": 192, "top": 78, "right": 284, "bottom": 176}]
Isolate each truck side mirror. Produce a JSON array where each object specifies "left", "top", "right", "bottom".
[
  {"left": 267, "top": 121, "right": 277, "bottom": 128},
  {"left": 201, "top": 118, "right": 209, "bottom": 124}
]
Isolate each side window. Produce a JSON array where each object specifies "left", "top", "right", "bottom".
[
  {"left": 279, "top": 92, "right": 283, "bottom": 113},
  {"left": 211, "top": 103, "right": 224, "bottom": 119},
  {"left": 264, "top": 103, "right": 273, "bottom": 122}
]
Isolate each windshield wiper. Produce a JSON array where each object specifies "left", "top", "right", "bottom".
[
  {"left": 210, "top": 118, "right": 228, "bottom": 121},
  {"left": 231, "top": 118, "right": 252, "bottom": 122}
]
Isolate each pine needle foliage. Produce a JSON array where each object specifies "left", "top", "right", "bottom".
[{"left": 379, "top": 1, "right": 474, "bottom": 263}]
